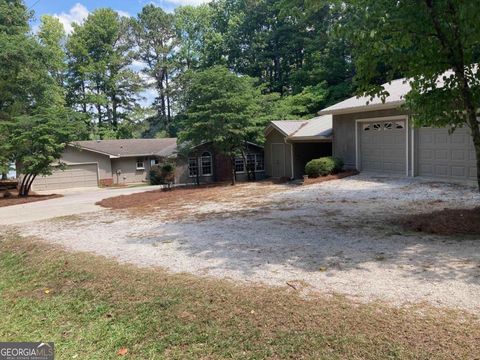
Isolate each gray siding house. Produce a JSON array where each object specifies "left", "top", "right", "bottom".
[
  {"left": 264, "top": 116, "right": 333, "bottom": 179},
  {"left": 318, "top": 78, "right": 477, "bottom": 183},
  {"left": 30, "top": 139, "right": 178, "bottom": 191},
  {"left": 29, "top": 139, "right": 265, "bottom": 191}
]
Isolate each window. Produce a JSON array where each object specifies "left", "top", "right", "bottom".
[
  {"left": 255, "top": 154, "right": 264, "bottom": 171},
  {"left": 246, "top": 154, "right": 256, "bottom": 172},
  {"left": 136, "top": 159, "right": 145, "bottom": 170},
  {"left": 201, "top": 151, "right": 212, "bottom": 176},
  {"left": 383, "top": 122, "right": 393, "bottom": 130},
  {"left": 235, "top": 154, "right": 264, "bottom": 173},
  {"left": 188, "top": 157, "right": 198, "bottom": 177},
  {"left": 150, "top": 158, "right": 160, "bottom": 166},
  {"left": 373, "top": 123, "right": 382, "bottom": 131},
  {"left": 363, "top": 123, "right": 371, "bottom": 131},
  {"left": 235, "top": 158, "right": 245, "bottom": 172},
  {"left": 395, "top": 121, "right": 405, "bottom": 129}
]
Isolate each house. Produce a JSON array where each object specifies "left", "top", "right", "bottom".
[
  {"left": 176, "top": 142, "right": 265, "bottom": 184},
  {"left": 264, "top": 115, "right": 333, "bottom": 179},
  {"left": 29, "top": 139, "right": 265, "bottom": 191},
  {"left": 318, "top": 77, "right": 477, "bottom": 183},
  {"left": 29, "top": 139, "right": 177, "bottom": 191}
]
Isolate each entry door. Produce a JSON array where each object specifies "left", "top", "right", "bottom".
[{"left": 271, "top": 143, "right": 285, "bottom": 178}]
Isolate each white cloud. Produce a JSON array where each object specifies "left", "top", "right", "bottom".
[
  {"left": 54, "top": 3, "right": 89, "bottom": 34},
  {"left": 116, "top": 10, "right": 131, "bottom": 18}
]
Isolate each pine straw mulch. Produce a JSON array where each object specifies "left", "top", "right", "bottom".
[
  {"left": 302, "top": 170, "right": 359, "bottom": 185},
  {"left": 401, "top": 207, "right": 480, "bottom": 236},
  {"left": 0, "top": 190, "right": 61, "bottom": 207},
  {"left": 96, "top": 181, "right": 292, "bottom": 211}
]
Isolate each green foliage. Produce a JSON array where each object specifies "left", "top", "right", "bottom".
[
  {"left": 178, "top": 66, "right": 260, "bottom": 158},
  {"left": 149, "top": 163, "right": 175, "bottom": 185},
  {"left": 66, "top": 8, "right": 143, "bottom": 138},
  {"left": 10, "top": 108, "right": 85, "bottom": 178},
  {"left": 132, "top": 5, "right": 176, "bottom": 133},
  {"left": 305, "top": 157, "right": 344, "bottom": 178}
]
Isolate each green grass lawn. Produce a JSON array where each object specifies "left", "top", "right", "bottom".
[{"left": 1, "top": 232, "right": 479, "bottom": 359}]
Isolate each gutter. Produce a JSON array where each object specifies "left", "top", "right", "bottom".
[{"left": 318, "top": 101, "right": 404, "bottom": 116}]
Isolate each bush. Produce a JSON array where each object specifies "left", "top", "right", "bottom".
[
  {"left": 149, "top": 163, "right": 175, "bottom": 185},
  {"left": 304, "top": 157, "right": 344, "bottom": 178}
]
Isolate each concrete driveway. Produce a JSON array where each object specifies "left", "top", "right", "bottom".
[{"left": 0, "top": 185, "right": 161, "bottom": 225}]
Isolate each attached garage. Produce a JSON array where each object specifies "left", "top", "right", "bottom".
[
  {"left": 32, "top": 163, "right": 99, "bottom": 191},
  {"left": 321, "top": 76, "right": 478, "bottom": 184},
  {"left": 417, "top": 127, "right": 476, "bottom": 182},
  {"left": 358, "top": 119, "right": 407, "bottom": 174}
]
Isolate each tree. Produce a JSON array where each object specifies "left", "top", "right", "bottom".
[
  {"left": 178, "top": 66, "right": 259, "bottom": 185},
  {"left": 11, "top": 108, "right": 84, "bottom": 196},
  {"left": 132, "top": 5, "right": 177, "bottom": 133},
  {"left": 344, "top": 0, "right": 480, "bottom": 190},
  {"left": 38, "top": 15, "right": 66, "bottom": 87},
  {"left": 66, "top": 9, "right": 143, "bottom": 138}
]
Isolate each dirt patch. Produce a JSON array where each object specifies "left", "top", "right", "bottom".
[
  {"left": 302, "top": 171, "right": 359, "bottom": 185},
  {"left": 401, "top": 207, "right": 480, "bottom": 235},
  {"left": 0, "top": 190, "right": 61, "bottom": 207}
]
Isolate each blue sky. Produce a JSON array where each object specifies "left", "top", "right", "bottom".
[{"left": 26, "top": 0, "right": 210, "bottom": 32}]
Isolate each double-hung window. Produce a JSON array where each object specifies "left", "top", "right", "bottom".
[
  {"left": 255, "top": 154, "right": 264, "bottom": 171},
  {"left": 189, "top": 152, "right": 213, "bottom": 177},
  {"left": 136, "top": 159, "right": 145, "bottom": 170},
  {"left": 235, "top": 157, "right": 245, "bottom": 173},
  {"left": 188, "top": 157, "right": 198, "bottom": 177},
  {"left": 201, "top": 152, "right": 212, "bottom": 176}
]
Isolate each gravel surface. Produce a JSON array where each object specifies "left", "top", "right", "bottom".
[{"left": 17, "top": 175, "right": 480, "bottom": 314}]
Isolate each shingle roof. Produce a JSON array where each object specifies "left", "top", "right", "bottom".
[
  {"left": 319, "top": 78, "right": 411, "bottom": 115},
  {"left": 290, "top": 115, "right": 332, "bottom": 139},
  {"left": 266, "top": 115, "right": 333, "bottom": 140},
  {"left": 270, "top": 120, "right": 308, "bottom": 136},
  {"left": 73, "top": 138, "right": 178, "bottom": 157}
]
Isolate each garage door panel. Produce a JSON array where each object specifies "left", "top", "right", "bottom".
[
  {"left": 32, "top": 164, "right": 99, "bottom": 191},
  {"left": 360, "top": 120, "right": 406, "bottom": 174},
  {"left": 418, "top": 128, "right": 476, "bottom": 181}
]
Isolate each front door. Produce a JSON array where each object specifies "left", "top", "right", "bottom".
[{"left": 271, "top": 143, "right": 285, "bottom": 178}]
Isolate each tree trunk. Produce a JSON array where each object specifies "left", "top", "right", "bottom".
[
  {"left": 165, "top": 69, "right": 171, "bottom": 129},
  {"left": 1, "top": 172, "right": 6, "bottom": 180},
  {"left": 25, "top": 174, "right": 37, "bottom": 196},
  {"left": 231, "top": 156, "right": 236, "bottom": 186},
  {"left": 465, "top": 109, "right": 480, "bottom": 191},
  {"left": 19, "top": 173, "right": 31, "bottom": 197}
]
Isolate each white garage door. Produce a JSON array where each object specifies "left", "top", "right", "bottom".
[
  {"left": 418, "top": 127, "right": 476, "bottom": 181},
  {"left": 32, "top": 163, "right": 99, "bottom": 191},
  {"left": 360, "top": 120, "right": 407, "bottom": 174}
]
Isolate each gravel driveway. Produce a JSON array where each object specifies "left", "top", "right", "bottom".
[{"left": 15, "top": 175, "right": 480, "bottom": 314}]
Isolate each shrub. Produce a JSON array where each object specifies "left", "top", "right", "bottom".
[
  {"left": 149, "top": 163, "right": 176, "bottom": 185},
  {"left": 149, "top": 166, "right": 164, "bottom": 185},
  {"left": 304, "top": 157, "right": 344, "bottom": 178}
]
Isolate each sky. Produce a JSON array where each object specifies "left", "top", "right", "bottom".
[{"left": 26, "top": 0, "right": 210, "bottom": 33}]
